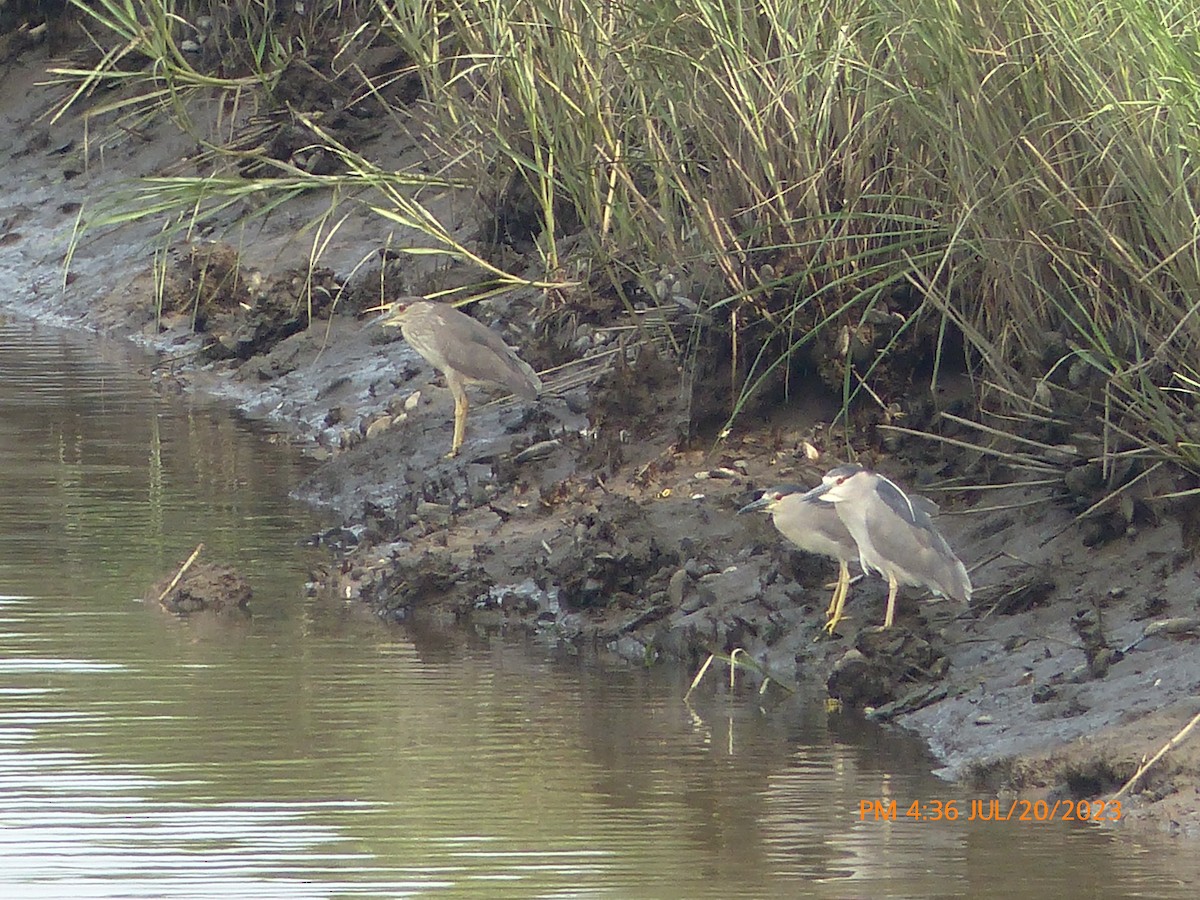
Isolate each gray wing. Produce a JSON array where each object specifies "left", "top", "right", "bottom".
[
  {"left": 865, "top": 505, "right": 971, "bottom": 602},
  {"left": 910, "top": 494, "right": 939, "bottom": 517},
  {"left": 437, "top": 306, "right": 542, "bottom": 399},
  {"left": 874, "top": 474, "right": 922, "bottom": 526},
  {"left": 875, "top": 477, "right": 941, "bottom": 526}
]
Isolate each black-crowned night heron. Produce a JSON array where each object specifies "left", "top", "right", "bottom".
[
  {"left": 686, "top": 485, "right": 839, "bottom": 699},
  {"left": 379, "top": 299, "right": 542, "bottom": 457},
  {"left": 805, "top": 464, "right": 970, "bottom": 628},
  {"left": 739, "top": 486, "right": 860, "bottom": 634}
]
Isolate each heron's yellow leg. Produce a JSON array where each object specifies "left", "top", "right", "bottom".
[
  {"left": 824, "top": 572, "right": 841, "bottom": 618},
  {"left": 823, "top": 561, "right": 851, "bottom": 634},
  {"left": 882, "top": 572, "right": 899, "bottom": 628},
  {"left": 448, "top": 386, "right": 469, "bottom": 458}
]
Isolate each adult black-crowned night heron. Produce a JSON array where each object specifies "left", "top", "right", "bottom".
[
  {"left": 805, "top": 464, "right": 971, "bottom": 628},
  {"left": 379, "top": 299, "right": 542, "bottom": 457},
  {"left": 739, "top": 486, "right": 860, "bottom": 634}
]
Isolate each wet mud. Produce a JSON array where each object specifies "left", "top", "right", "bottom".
[
  {"left": 2, "top": 44, "right": 1200, "bottom": 839},
  {"left": 150, "top": 560, "right": 253, "bottom": 619}
]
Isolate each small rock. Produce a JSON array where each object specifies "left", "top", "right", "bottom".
[
  {"left": 611, "top": 635, "right": 649, "bottom": 661},
  {"left": 1135, "top": 595, "right": 1169, "bottom": 619},
  {"left": 1143, "top": 616, "right": 1200, "bottom": 638},
  {"left": 1063, "top": 461, "right": 1103, "bottom": 498},
  {"left": 667, "top": 568, "right": 690, "bottom": 606},
  {"left": 827, "top": 649, "right": 892, "bottom": 708},
  {"left": 826, "top": 627, "right": 951, "bottom": 709},
  {"left": 514, "top": 439, "right": 560, "bottom": 464},
  {"left": 415, "top": 500, "right": 452, "bottom": 526},
  {"left": 865, "top": 684, "right": 949, "bottom": 721},
  {"left": 1031, "top": 684, "right": 1058, "bottom": 704},
  {"left": 580, "top": 577, "right": 605, "bottom": 601},
  {"left": 365, "top": 415, "right": 393, "bottom": 439},
  {"left": 1067, "top": 662, "right": 1093, "bottom": 683}
]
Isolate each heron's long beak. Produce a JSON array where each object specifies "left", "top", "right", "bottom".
[
  {"left": 800, "top": 482, "right": 832, "bottom": 502},
  {"left": 363, "top": 301, "right": 405, "bottom": 326},
  {"left": 738, "top": 496, "right": 772, "bottom": 514}
]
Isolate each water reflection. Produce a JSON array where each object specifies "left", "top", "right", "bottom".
[
  {"left": 0, "top": 324, "right": 310, "bottom": 593},
  {"left": 0, "top": 319, "right": 1197, "bottom": 898}
]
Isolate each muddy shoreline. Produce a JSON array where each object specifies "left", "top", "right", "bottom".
[{"left": 3, "top": 48, "right": 1199, "bottom": 837}]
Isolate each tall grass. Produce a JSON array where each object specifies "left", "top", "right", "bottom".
[{"left": 48, "top": 0, "right": 1200, "bottom": 474}]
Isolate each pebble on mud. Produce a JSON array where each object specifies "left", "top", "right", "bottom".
[
  {"left": 1031, "top": 684, "right": 1058, "bottom": 704},
  {"left": 414, "top": 500, "right": 453, "bottom": 526},
  {"left": 365, "top": 414, "right": 393, "bottom": 439},
  {"left": 667, "top": 568, "right": 690, "bottom": 606},
  {"left": 514, "top": 439, "right": 561, "bottom": 464}
]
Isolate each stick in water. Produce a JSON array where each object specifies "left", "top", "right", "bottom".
[{"left": 157, "top": 543, "right": 205, "bottom": 605}]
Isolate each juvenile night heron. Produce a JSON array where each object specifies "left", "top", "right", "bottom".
[
  {"left": 805, "top": 464, "right": 970, "bottom": 628},
  {"left": 739, "top": 486, "right": 860, "bottom": 634},
  {"left": 379, "top": 299, "right": 542, "bottom": 457}
]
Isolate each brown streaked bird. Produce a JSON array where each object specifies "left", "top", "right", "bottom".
[
  {"left": 804, "top": 464, "right": 970, "bottom": 628},
  {"left": 379, "top": 298, "right": 542, "bottom": 457}
]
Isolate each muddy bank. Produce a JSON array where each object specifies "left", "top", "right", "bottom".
[{"left": 2, "top": 46, "right": 1199, "bottom": 838}]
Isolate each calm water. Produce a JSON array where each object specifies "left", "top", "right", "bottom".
[{"left": 0, "top": 318, "right": 1197, "bottom": 898}]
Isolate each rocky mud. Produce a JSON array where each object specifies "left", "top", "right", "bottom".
[
  {"left": 3, "top": 42, "right": 1200, "bottom": 839},
  {"left": 150, "top": 556, "right": 253, "bottom": 619}
]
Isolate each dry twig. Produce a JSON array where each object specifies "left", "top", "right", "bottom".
[
  {"left": 1112, "top": 708, "right": 1200, "bottom": 800},
  {"left": 156, "top": 543, "right": 205, "bottom": 604}
]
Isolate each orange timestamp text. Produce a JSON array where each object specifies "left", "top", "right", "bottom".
[{"left": 858, "top": 798, "right": 1122, "bottom": 823}]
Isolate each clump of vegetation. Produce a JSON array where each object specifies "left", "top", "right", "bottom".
[{"left": 40, "top": 0, "right": 1200, "bottom": 486}]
